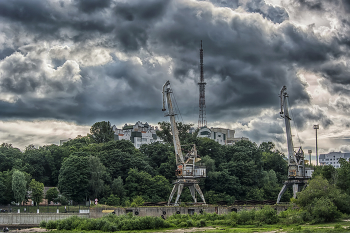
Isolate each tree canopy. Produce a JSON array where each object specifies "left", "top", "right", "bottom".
[
  {"left": 29, "top": 179, "right": 44, "bottom": 205},
  {"left": 89, "top": 121, "right": 114, "bottom": 143},
  {"left": 12, "top": 170, "right": 27, "bottom": 204},
  {"left": 0, "top": 121, "right": 294, "bottom": 206}
]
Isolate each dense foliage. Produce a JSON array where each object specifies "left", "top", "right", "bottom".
[
  {"left": 0, "top": 121, "right": 292, "bottom": 205},
  {"left": 39, "top": 208, "right": 279, "bottom": 232}
]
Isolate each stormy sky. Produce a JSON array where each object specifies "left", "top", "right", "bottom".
[{"left": 0, "top": 0, "right": 349, "bottom": 160}]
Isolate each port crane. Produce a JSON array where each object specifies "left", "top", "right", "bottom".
[
  {"left": 277, "top": 86, "right": 312, "bottom": 203},
  {"left": 162, "top": 81, "right": 206, "bottom": 206}
]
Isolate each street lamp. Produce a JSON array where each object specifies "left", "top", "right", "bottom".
[
  {"left": 308, "top": 150, "right": 312, "bottom": 165},
  {"left": 313, "top": 125, "right": 319, "bottom": 166}
]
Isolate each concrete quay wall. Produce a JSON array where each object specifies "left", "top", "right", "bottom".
[
  {"left": 90, "top": 204, "right": 291, "bottom": 219},
  {"left": 0, "top": 205, "right": 291, "bottom": 225},
  {"left": 0, "top": 213, "right": 89, "bottom": 225}
]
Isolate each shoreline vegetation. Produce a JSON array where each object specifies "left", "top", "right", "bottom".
[{"left": 38, "top": 206, "right": 350, "bottom": 233}]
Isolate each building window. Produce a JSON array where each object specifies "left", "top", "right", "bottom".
[
  {"left": 137, "top": 138, "right": 141, "bottom": 142},
  {"left": 142, "top": 138, "right": 147, "bottom": 142}
]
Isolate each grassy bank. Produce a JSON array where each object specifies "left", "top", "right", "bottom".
[{"left": 39, "top": 205, "right": 350, "bottom": 232}]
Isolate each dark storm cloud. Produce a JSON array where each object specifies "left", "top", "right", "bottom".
[
  {"left": 343, "top": 0, "right": 350, "bottom": 13},
  {"left": 0, "top": 0, "right": 54, "bottom": 24},
  {"left": 290, "top": 107, "right": 333, "bottom": 130},
  {"left": 0, "top": 0, "right": 348, "bottom": 135},
  {"left": 240, "top": 120, "right": 286, "bottom": 144},
  {"left": 0, "top": 0, "right": 114, "bottom": 42},
  {"left": 112, "top": 0, "right": 171, "bottom": 51},
  {"left": 75, "top": 0, "right": 111, "bottom": 13}
]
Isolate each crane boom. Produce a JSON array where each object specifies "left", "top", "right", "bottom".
[
  {"left": 162, "top": 81, "right": 184, "bottom": 165},
  {"left": 280, "top": 86, "right": 295, "bottom": 165}
]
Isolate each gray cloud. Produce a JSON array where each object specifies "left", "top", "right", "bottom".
[
  {"left": 330, "top": 96, "right": 350, "bottom": 113},
  {"left": 290, "top": 107, "right": 333, "bottom": 130},
  {"left": 204, "top": 0, "right": 289, "bottom": 23},
  {"left": 0, "top": 0, "right": 349, "bottom": 150},
  {"left": 75, "top": 0, "right": 111, "bottom": 13}
]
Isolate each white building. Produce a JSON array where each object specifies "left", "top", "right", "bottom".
[
  {"left": 196, "top": 126, "right": 248, "bottom": 145},
  {"left": 319, "top": 152, "right": 350, "bottom": 168},
  {"left": 112, "top": 121, "right": 162, "bottom": 149}
]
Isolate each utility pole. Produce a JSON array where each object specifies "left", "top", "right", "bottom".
[{"left": 313, "top": 125, "right": 319, "bottom": 166}]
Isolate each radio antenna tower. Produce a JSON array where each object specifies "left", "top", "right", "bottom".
[{"left": 198, "top": 40, "right": 207, "bottom": 128}]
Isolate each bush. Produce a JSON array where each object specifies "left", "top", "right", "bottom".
[
  {"left": 310, "top": 197, "right": 341, "bottom": 223},
  {"left": 237, "top": 209, "right": 255, "bottom": 225},
  {"left": 46, "top": 220, "right": 57, "bottom": 229},
  {"left": 39, "top": 221, "right": 46, "bottom": 228},
  {"left": 255, "top": 206, "right": 278, "bottom": 224},
  {"left": 186, "top": 219, "right": 194, "bottom": 227},
  {"left": 178, "top": 222, "right": 187, "bottom": 228}
]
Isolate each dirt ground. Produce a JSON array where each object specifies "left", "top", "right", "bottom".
[{"left": 7, "top": 228, "right": 48, "bottom": 232}]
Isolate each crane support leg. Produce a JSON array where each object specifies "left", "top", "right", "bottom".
[
  {"left": 174, "top": 184, "right": 184, "bottom": 205},
  {"left": 292, "top": 183, "right": 299, "bottom": 199},
  {"left": 277, "top": 184, "right": 288, "bottom": 204},
  {"left": 189, "top": 185, "right": 197, "bottom": 203},
  {"left": 194, "top": 184, "right": 206, "bottom": 204},
  {"left": 168, "top": 184, "right": 178, "bottom": 205}
]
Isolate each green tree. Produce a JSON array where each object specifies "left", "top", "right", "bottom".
[
  {"left": 336, "top": 158, "right": 350, "bottom": 194},
  {"left": 0, "top": 143, "right": 23, "bottom": 172},
  {"left": 106, "top": 194, "right": 120, "bottom": 206},
  {"left": 46, "top": 187, "right": 59, "bottom": 203},
  {"left": 29, "top": 179, "right": 44, "bottom": 205},
  {"left": 261, "top": 170, "right": 281, "bottom": 200},
  {"left": 0, "top": 170, "right": 14, "bottom": 204},
  {"left": 312, "top": 164, "right": 337, "bottom": 184},
  {"left": 89, "top": 121, "right": 114, "bottom": 143},
  {"left": 294, "top": 175, "right": 350, "bottom": 216},
  {"left": 12, "top": 170, "right": 27, "bottom": 204},
  {"left": 111, "top": 176, "right": 125, "bottom": 199},
  {"left": 22, "top": 145, "right": 50, "bottom": 185},
  {"left": 139, "top": 142, "right": 174, "bottom": 169},
  {"left": 197, "top": 137, "right": 226, "bottom": 167},
  {"left": 156, "top": 121, "right": 194, "bottom": 144},
  {"left": 89, "top": 155, "right": 106, "bottom": 199},
  {"left": 124, "top": 168, "right": 171, "bottom": 202},
  {"left": 98, "top": 149, "right": 153, "bottom": 180},
  {"left": 58, "top": 155, "right": 90, "bottom": 202},
  {"left": 260, "top": 142, "right": 288, "bottom": 183},
  {"left": 131, "top": 196, "right": 145, "bottom": 207},
  {"left": 42, "top": 144, "right": 70, "bottom": 186}
]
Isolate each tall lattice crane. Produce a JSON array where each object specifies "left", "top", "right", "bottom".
[
  {"left": 277, "top": 86, "right": 312, "bottom": 203},
  {"left": 162, "top": 81, "right": 206, "bottom": 206}
]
